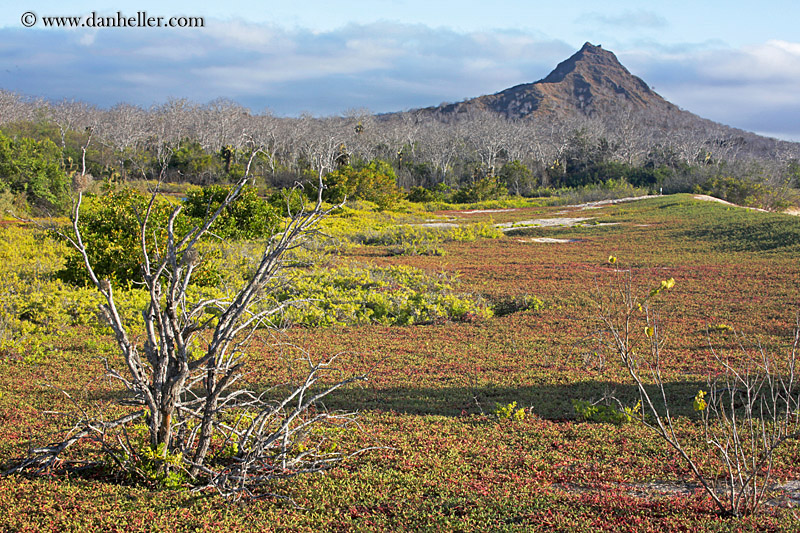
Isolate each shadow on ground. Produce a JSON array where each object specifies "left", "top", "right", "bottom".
[{"left": 320, "top": 379, "right": 706, "bottom": 420}]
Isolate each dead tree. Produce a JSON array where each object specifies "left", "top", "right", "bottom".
[
  {"left": 595, "top": 263, "right": 800, "bottom": 516},
  {"left": 8, "top": 147, "right": 372, "bottom": 498}
]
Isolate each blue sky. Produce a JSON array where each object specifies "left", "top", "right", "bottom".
[{"left": 2, "top": 1, "right": 800, "bottom": 140}]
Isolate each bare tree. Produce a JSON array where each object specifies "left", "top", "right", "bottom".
[
  {"left": 462, "top": 109, "right": 509, "bottom": 178},
  {"left": 8, "top": 146, "right": 373, "bottom": 498},
  {"left": 0, "top": 90, "right": 41, "bottom": 126},
  {"left": 417, "top": 118, "right": 461, "bottom": 185},
  {"left": 94, "top": 103, "right": 151, "bottom": 182},
  {"left": 292, "top": 115, "right": 349, "bottom": 178},
  {"left": 48, "top": 100, "right": 97, "bottom": 153},
  {"left": 194, "top": 98, "right": 251, "bottom": 153},
  {"left": 595, "top": 263, "right": 800, "bottom": 516}
]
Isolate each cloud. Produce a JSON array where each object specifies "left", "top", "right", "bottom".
[
  {"left": 1, "top": 20, "right": 799, "bottom": 141},
  {"left": 703, "top": 40, "right": 800, "bottom": 83},
  {"left": 619, "top": 40, "right": 800, "bottom": 140},
  {"left": 0, "top": 21, "right": 572, "bottom": 114},
  {"left": 578, "top": 10, "right": 667, "bottom": 29}
]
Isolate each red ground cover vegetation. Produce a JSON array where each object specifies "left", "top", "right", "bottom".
[{"left": 2, "top": 195, "right": 800, "bottom": 530}]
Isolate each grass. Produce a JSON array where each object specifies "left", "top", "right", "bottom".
[{"left": 2, "top": 193, "right": 800, "bottom": 530}]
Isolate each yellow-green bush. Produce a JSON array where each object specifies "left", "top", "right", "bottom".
[
  {"left": 320, "top": 160, "right": 404, "bottom": 209},
  {"left": 1, "top": 220, "right": 491, "bottom": 358},
  {"left": 269, "top": 264, "right": 492, "bottom": 327}
]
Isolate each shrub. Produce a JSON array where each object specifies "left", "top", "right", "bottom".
[
  {"left": 60, "top": 185, "right": 279, "bottom": 286},
  {"left": 11, "top": 160, "right": 374, "bottom": 500},
  {"left": 0, "top": 130, "right": 71, "bottom": 215},
  {"left": 271, "top": 264, "right": 493, "bottom": 327},
  {"left": 451, "top": 176, "right": 508, "bottom": 203},
  {"left": 572, "top": 398, "right": 641, "bottom": 425},
  {"left": 498, "top": 160, "right": 535, "bottom": 196},
  {"left": 490, "top": 293, "right": 544, "bottom": 317},
  {"left": 407, "top": 183, "right": 451, "bottom": 203},
  {"left": 694, "top": 175, "right": 798, "bottom": 211},
  {"left": 352, "top": 222, "right": 502, "bottom": 249},
  {"left": 267, "top": 187, "right": 308, "bottom": 216},
  {"left": 322, "top": 159, "right": 404, "bottom": 209},
  {"left": 59, "top": 189, "right": 171, "bottom": 285},
  {"left": 494, "top": 401, "right": 525, "bottom": 421},
  {"left": 170, "top": 139, "right": 221, "bottom": 181},
  {"left": 556, "top": 179, "right": 650, "bottom": 205},
  {"left": 183, "top": 184, "right": 280, "bottom": 240},
  {"left": 58, "top": 189, "right": 221, "bottom": 286},
  {"left": 594, "top": 259, "right": 800, "bottom": 516}
]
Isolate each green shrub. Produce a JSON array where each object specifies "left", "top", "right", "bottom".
[
  {"left": 170, "top": 139, "right": 221, "bottom": 179},
  {"left": 498, "top": 160, "right": 535, "bottom": 196},
  {"left": 0, "top": 130, "right": 71, "bottom": 215},
  {"left": 572, "top": 398, "right": 641, "bottom": 425},
  {"left": 693, "top": 175, "right": 798, "bottom": 211},
  {"left": 407, "top": 183, "right": 451, "bottom": 203},
  {"left": 60, "top": 185, "right": 278, "bottom": 286},
  {"left": 494, "top": 401, "right": 525, "bottom": 421},
  {"left": 490, "top": 294, "right": 544, "bottom": 317},
  {"left": 322, "top": 160, "right": 404, "bottom": 209},
  {"left": 58, "top": 189, "right": 192, "bottom": 285},
  {"left": 451, "top": 176, "right": 508, "bottom": 203},
  {"left": 352, "top": 222, "right": 502, "bottom": 248},
  {"left": 267, "top": 187, "right": 308, "bottom": 216},
  {"left": 556, "top": 179, "right": 650, "bottom": 205},
  {"left": 183, "top": 184, "right": 280, "bottom": 240},
  {"left": 118, "top": 424, "right": 189, "bottom": 489}
]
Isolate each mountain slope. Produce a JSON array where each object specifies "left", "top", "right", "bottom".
[
  {"left": 398, "top": 42, "right": 800, "bottom": 159},
  {"left": 428, "top": 42, "right": 679, "bottom": 119}
]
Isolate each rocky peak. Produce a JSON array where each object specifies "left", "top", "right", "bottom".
[
  {"left": 538, "top": 42, "right": 656, "bottom": 107},
  {"left": 541, "top": 42, "right": 615, "bottom": 84},
  {"left": 419, "top": 42, "right": 670, "bottom": 119}
]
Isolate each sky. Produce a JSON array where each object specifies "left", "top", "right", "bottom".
[{"left": 1, "top": 1, "right": 800, "bottom": 141}]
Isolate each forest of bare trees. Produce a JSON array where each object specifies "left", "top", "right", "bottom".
[{"left": 1, "top": 88, "right": 799, "bottom": 214}]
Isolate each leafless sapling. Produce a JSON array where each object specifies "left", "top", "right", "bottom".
[{"left": 595, "top": 262, "right": 800, "bottom": 516}]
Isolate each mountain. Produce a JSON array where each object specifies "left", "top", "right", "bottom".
[
  {"left": 424, "top": 42, "right": 679, "bottom": 119},
  {"left": 402, "top": 42, "right": 798, "bottom": 160}
]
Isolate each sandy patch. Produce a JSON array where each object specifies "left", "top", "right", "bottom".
[
  {"left": 516, "top": 237, "right": 581, "bottom": 243},
  {"left": 414, "top": 222, "right": 459, "bottom": 228},
  {"left": 623, "top": 479, "right": 800, "bottom": 508},
  {"left": 497, "top": 217, "right": 592, "bottom": 231},
  {"left": 572, "top": 195, "right": 659, "bottom": 210},
  {"left": 693, "top": 194, "right": 735, "bottom": 205},
  {"left": 460, "top": 208, "right": 519, "bottom": 214},
  {"left": 693, "top": 194, "right": 769, "bottom": 212}
]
